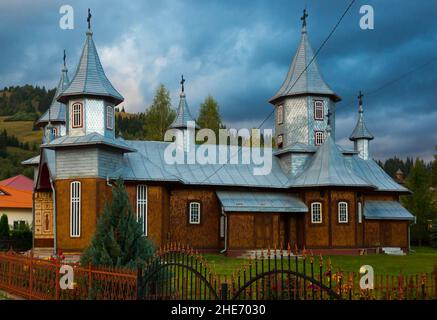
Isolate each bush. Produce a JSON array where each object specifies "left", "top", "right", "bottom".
[
  {"left": 431, "top": 219, "right": 437, "bottom": 249},
  {"left": 10, "top": 223, "right": 32, "bottom": 252},
  {"left": 0, "top": 214, "right": 9, "bottom": 240}
]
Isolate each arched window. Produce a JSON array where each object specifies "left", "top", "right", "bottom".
[
  {"left": 189, "top": 202, "right": 201, "bottom": 224},
  {"left": 315, "top": 131, "right": 324, "bottom": 146},
  {"left": 72, "top": 102, "right": 83, "bottom": 128},
  {"left": 106, "top": 106, "right": 114, "bottom": 130},
  {"left": 45, "top": 214, "right": 49, "bottom": 231},
  {"left": 277, "top": 105, "right": 284, "bottom": 125},
  {"left": 311, "top": 202, "right": 322, "bottom": 224},
  {"left": 358, "top": 202, "right": 362, "bottom": 224},
  {"left": 70, "top": 181, "right": 81, "bottom": 237},
  {"left": 338, "top": 202, "right": 348, "bottom": 223},
  {"left": 136, "top": 185, "right": 148, "bottom": 236},
  {"left": 314, "top": 100, "right": 324, "bottom": 120}
]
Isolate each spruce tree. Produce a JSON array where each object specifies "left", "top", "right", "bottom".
[
  {"left": 197, "top": 95, "right": 222, "bottom": 135},
  {"left": 144, "top": 84, "right": 175, "bottom": 141},
  {"left": 431, "top": 146, "right": 437, "bottom": 188},
  {"left": 81, "top": 179, "right": 155, "bottom": 269},
  {"left": 431, "top": 219, "right": 437, "bottom": 248},
  {"left": 0, "top": 214, "right": 10, "bottom": 240}
]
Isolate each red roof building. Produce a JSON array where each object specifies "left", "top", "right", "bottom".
[{"left": 0, "top": 174, "right": 34, "bottom": 191}]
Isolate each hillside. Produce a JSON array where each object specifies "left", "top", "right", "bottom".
[{"left": 0, "top": 116, "right": 42, "bottom": 145}]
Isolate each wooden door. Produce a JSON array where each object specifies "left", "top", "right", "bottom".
[{"left": 254, "top": 215, "right": 273, "bottom": 248}]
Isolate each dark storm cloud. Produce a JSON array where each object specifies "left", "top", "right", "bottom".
[{"left": 0, "top": 0, "right": 436, "bottom": 160}]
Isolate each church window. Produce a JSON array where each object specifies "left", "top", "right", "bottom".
[
  {"left": 277, "top": 134, "right": 284, "bottom": 149},
  {"left": 311, "top": 202, "right": 322, "bottom": 224},
  {"left": 189, "top": 202, "right": 201, "bottom": 224},
  {"left": 338, "top": 202, "right": 348, "bottom": 223},
  {"left": 136, "top": 185, "right": 148, "bottom": 236},
  {"left": 72, "top": 103, "right": 83, "bottom": 128},
  {"left": 277, "top": 105, "right": 284, "bottom": 125},
  {"left": 50, "top": 127, "right": 58, "bottom": 137},
  {"left": 358, "top": 202, "right": 363, "bottom": 224},
  {"left": 70, "top": 181, "right": 81, "bottom": 237},
  {"left": 315, "top": 131, "right": 324, "bottom": 146},
  {"left": 314, "top": 101, "right": 324, "bottom": 120},
  {"left": 106, "top": 106, "right": 114, "bottom": 130}
]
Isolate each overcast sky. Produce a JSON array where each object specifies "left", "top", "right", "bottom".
[{"left": 0, "top": 0, "right": 436, "bottom": 161}]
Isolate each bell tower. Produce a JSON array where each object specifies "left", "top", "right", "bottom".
[{"left": 350, "top": 91, "right": 374, "bottom": 160}]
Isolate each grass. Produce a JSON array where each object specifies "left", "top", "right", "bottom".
[
  {"left": 202, "top": 247, "right": 437, "bottom": 277},
  {"left": 0, "top": 116, "right": 42, "bottom": 145}
]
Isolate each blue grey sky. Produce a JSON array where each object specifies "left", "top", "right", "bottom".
[{"left": 0, "top": 0, "right": 436, "bottom": 161}]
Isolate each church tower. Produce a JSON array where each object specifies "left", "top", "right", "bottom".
[
  {"left": 350, "top": 91, "right": 374, "bottom": 160},
  {"left": 269, "top": 10, "right": 340, "bottom": 150}
]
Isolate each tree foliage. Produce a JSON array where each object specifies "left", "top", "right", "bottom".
[
  {"left": 81, "top": 179, "right": 155, "bottom": 269},
  {"left": 0, "top": 214, "right": 10, "bottom": 240},
  {"left": 402, "top": 159, "right": 436, "bottom": 245},
  {"left": 197, "top": 95, "right": 222, "bottom": 135},
  {"left": 431, "top": 146, "right": 437, "bottom": 188}
]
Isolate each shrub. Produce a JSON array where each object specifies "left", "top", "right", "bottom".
[{"left": 0, "top": 214, "right": 9, "bottom": 240}]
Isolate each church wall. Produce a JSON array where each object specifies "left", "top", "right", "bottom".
[
  {"left": 364, "top": 220, "right": 409, "bottom": 248},
  {"left": 303, "top": 191, "right": 329, "bottom": 247},
  {"left": 168, "top": 189, "right": 220, "bottom": 249},
  {"left": 307, "top": 96, "right": 336, "bottom": 144},
  {"left": 34, "top": 191, "right": 54, "bottom": 247},
  {"left": 330, "top": 191, "right": 357, "bottom": 247},
  {"left": 278, "top": 97, "right": 308, "bottom": 147},
  {"left": 56, "top": 148, "right": 99, "bottom": 179}
]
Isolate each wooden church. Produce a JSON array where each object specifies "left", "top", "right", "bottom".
[{"left": 24, "top": 11, "right": 414, "bottom": 256}]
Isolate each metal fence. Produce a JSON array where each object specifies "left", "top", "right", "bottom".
[{"left": 0, "top": 245, "right": 436, "bottom": 300}]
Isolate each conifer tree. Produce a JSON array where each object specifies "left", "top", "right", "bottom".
[
  {"left": 144, "top": 84, "right": 175, "bottom": 141},
  {"left": 0, "top": 214, "right": 9, "bottom": 239},
  {"left": 431, "top": 146, "right": 437, "bottom": 188},
  {"left": 197, "top": 95, "right": 222, "bottom": 135},
  {"left": 430, "top": 219, "right": 437, "bottom": 248},
  {"left": 81, "top": 179, "right": 155, "bottom": 268}
]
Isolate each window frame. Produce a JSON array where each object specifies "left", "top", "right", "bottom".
[
  {"left": 338, "top": 201, "right": 349, "bottom": 224},
  {"left": 70, "top": 181, "right": 81, "bottom": 238},
  {"left": 314, "top": 131, "right": 324, "bottom": 146},
  {"left": 136, "top": 185, "right": 148, "bottom": 236},
  {"left": 277, "top": 134, "right": 284, "bottom": 149},
  {"left": 189, "top": 202, "right": 201, "bottom": 225},
  {"left": 311, "top": 202, "right": 322, "bottom": 224},
  {"left": 277, "top": 105, "right": 284, "bottom": 125},
  {"left": 314, "top": 100, "right": 324, "bottom": 121},
  {"left": 71, "top": 102, "right": 83, "bottom": 128},
  {"left": 106, "top": 105, "right": 114, "bottom": 130}
]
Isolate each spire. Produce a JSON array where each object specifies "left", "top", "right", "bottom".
[
  {"left": 269, "top": 9, "right": 340, "bottom": 104},
  {"left": 57, "top": 10, "right": 124, "bottom": 105},
  {"left": 36, "top": 51, "right": 70, "bottom": 126},
  {"left": 170, "top": 76, "right": 199, "bottom": 129},
  {"left": 349, "top": 91, "right": 374, "bottom": 141}
]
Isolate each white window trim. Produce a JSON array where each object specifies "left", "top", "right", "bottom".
[
  {"left": 189, "top": 202, "right": 201, "bottom": 224},
  {"left": 315, "top": 131, "right": 324, "bottom": 146},
  {"left": 106, "top": 106, "right": 114, "bottom": 130},
  {"left": 277, "top": 105, "right": 284, "bottom": 125},
  {"left": 71, "top": 102, "right": 83, "bottom": 128},
  {"left": 136, "top": 185, "right": 148, "bottom": 236},
  {"left": 314, "top": 100, "right": 324, "bottom": 121},
  {"left": 358, "top": 202, "right": 363, "bottom": 224},
  {"left": 311, "top": 202, "right": 322, "bottom": 224},
  {"left": 70, "top": 181, "right": 81, "bottom": 237},
  {"left": 338, "top": 202, "right": 349, "bottom": 224}
]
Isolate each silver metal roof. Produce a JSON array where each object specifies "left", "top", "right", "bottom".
[
  {"left": 364, "top": 201, "right": 414, "bottom": 221},
  {"left": 216, "top": 190, "right": 308, "bottom": 213},
  {"left": 350, "top": 155, "right": 409, "bottom": 193},
  {"left": 350, "top": 105, "right": 374, "bottom": 141},
  {"left": 269, "top": 28, "right": 340, "bottom": 104},
  {"left": 37, "top": 66, "right": 69, "bottom": 126},
  {"left": 41, "top": 132, "right": 136, "bottom": 153},
  {"left": 57, "top": 30, "right": 123, "bottom": 105},
  {"left": 170, "top": 92, "right": 199, "bottom": 129},
  {"left": 21, "top": 155, "right": 40, "bottom": 166},
  {"left": 289, "top": 134, "right": 373, "bottom": 188}
]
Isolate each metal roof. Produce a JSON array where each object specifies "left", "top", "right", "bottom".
[
  {"left": 21, "top": 155, "right": 40, "bottom": 166},
  {"left": 350, "top": 105, "right": 374, "bottom": 141},
  {"left": 350, "top": 155, "right": 409, "bottom": 193},
  {"left": 170, "top": 92, "right": 199, "bottom": 129},
  {"left": 41, "top": 132, "right": 136, "bottom": 153},
  {"left": 364, "top": 201, "right": 414, "bottom": 221},
  {"left": 274, "top": 142, "right": 317, "bottom": 156},
  {"left": 37, "top": 66, "right": 69, "bottom": 126},
  {"left": 216, "top": 190, "right": 308, "bottom": 213},
  {"left": 57, "top": 29, "right": 123, "bottom": 105},
  {"left": 269, "top": 28, "right": 340, "bottom": 104},
  {"left": 289, "top": 133, "right": 374, "bottom": 188}
]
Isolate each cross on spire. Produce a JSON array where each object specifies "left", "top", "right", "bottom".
[
  {"left": 180, "top": 75, "right": 185, "bottom": 93},
  {"left": 87, "top": 8, "right": 92, "bottom": 30},
  {"left": 301, "top": 9, "right": 308, "bottom": 29},
  {"left": 358, "top": 90, "right": 364, "bottom": 106},
  {"left": 63, "top": 49, "right": 66, "bottom": 68}
]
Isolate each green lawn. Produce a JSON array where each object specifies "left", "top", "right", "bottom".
[{"left": 202, "top": 247, "right": 437, "bottom": 277}]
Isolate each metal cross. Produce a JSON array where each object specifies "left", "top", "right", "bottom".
[
  {"left": 180, "top": 75, "right": 185, "bottom": 93},
  {"left": 63, "top": 49, "right": 66, "bottom": 68},
  {"left": 326, "top": 109, "right": 333, "bottom": 127},
  {"left": 301, "top": 9, "right": 308, "bottom": 28},
  {"left": 358, "top": 90, "right": 364, "bottom": 106},
  {"left": 87, "top": 8, "right": 92, "bottom": 30}
]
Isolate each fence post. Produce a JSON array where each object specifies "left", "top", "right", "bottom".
[
  {"left": 433, "top": 265, "right": 437, "bottom": 300},
  {"left": 88, "top": 263, "right": 92, "bottom": 298},
  {"left": 136, "top": 267, "right": 143, "bottom": 300},
  {"left": 221, "top": 282, "right": 228, "bottom": 300},
  {"left": 55, "top": 258, "right": 60, "bottom": 300},
  {"left": 29, "top": 253, "right": 33, "bottom": 299}
]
